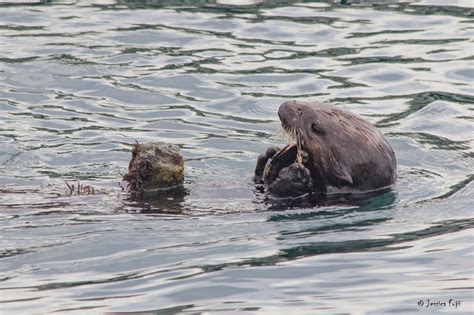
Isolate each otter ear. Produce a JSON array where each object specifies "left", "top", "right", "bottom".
[{"left": 332, "top": 165, "right": 353, "bottom": 186}]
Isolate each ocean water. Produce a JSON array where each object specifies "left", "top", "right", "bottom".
[{"left": 0, "top": 0, "right": 473, "bottom": 314}]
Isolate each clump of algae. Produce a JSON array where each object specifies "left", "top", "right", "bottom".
[{"left": 123, "top": 141, "right": 184, "bottom": 196}]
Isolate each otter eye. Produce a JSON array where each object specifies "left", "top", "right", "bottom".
[{"left": 311, "top": 123, "right": 325, "bottom": 136}]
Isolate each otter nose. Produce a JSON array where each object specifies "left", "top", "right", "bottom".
[{"left": 278, "top": 101, "right": 301, "bottom": 126}]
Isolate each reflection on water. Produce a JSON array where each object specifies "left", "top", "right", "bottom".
[{"left": 0, "top": 0, "right": 473, "bottom": 314}]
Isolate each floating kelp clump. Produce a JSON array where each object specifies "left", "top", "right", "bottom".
[{"left": 123, "top": 141, "right": 184, "bottom": 197}]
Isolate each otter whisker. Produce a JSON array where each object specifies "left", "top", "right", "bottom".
[
  {"left": 279, "top": 126, "right": 298, "bottom": 145},
  {"left": 291, "top": 127, "right": 298, "bottom": 143},
  {"left": 297, "top": 127, "right": 303, "bottom": 149},
  {"left": 277, "top": 127, "right": 290, "bottom": 142},
  {"left": 296, "top": 127, "right": 304, "bottom": 163}
]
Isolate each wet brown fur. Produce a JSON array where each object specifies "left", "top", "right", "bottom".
[{"left": 278, "top": 100, "right": 396, "bottom": 193}]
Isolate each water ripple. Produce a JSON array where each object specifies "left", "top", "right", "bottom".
[{"left": 0, "top": 1, "right": 473, "bottom": 314}]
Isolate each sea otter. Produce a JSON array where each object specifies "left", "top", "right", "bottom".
[{"left": 254, "top": 101, "right": 397, "bottom": 197}]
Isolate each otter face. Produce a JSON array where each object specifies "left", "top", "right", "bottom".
[
  {"left": 278, "top": 100, "right": 332, "bottom": 166},
  {"left": 278, "top": 101, "right": 331, "bottom": 150}
]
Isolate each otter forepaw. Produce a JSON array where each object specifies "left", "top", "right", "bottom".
[
  {"left": 254, "top": 146, "right": 280, "bottom": 184},
  {"left": 267, "top": 163, "right": 313, "bottom": 198}
]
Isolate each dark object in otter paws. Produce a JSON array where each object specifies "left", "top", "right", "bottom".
[
  {"left": 255, "top": 144, "right": 313, "bottom": 197},
  {"left": 123, "top": 142, "right": 184, "bottom": 196},
  {"left": 254, "top": 100, "right": 397, "bottom": 197}
]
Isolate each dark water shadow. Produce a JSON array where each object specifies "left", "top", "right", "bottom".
[
  {"left": 10, "top": 216, "right": 471, "bottom": 294},
  {"left": 122, "top": 179, "right": 396, "bottom": 214},
  {"left": 197, "top": 217, "right": 474, "bottom": 273},
  {"left": 255, "top": 185, "right": 396, "bottom": 211},
  {"left": 266, "top": 190, "right": 397, "bottom": 220},
  {"left": 105, "top": 304, "right": 196, "bottom": 315},
  {"left": 120, "top": 185, "right": 188, "bottom": 215}
]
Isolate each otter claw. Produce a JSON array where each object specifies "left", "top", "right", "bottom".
[{"left": 254, "top": 146, "right": 280, "bottom": 184}]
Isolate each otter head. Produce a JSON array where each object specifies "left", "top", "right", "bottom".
[{"left": 278, "top": 100, "right": 380, "bottom": 192}]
